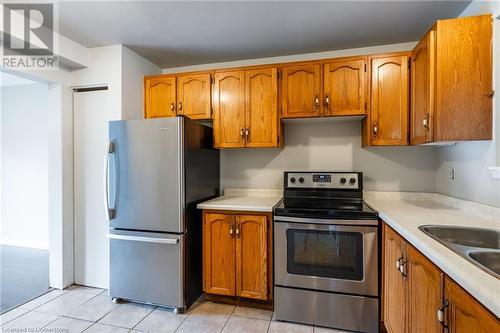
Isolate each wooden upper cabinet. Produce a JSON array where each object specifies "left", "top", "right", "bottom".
[
  {"left": 177, "top": 73, "right": 212, "bottom": 119},
  {"left": 411, "top": 30, "right": 435, "bottom": 145},
  {"left": 281, "top": 64, "right": 321, "bottom": 118},
  {"left": 245, "top": 67, "right": 279, "bottom": 147},
  {"left": 324, "top": 58, "right": 367, "bottom": 116},
  {"left": 434, "top": 14, "right": 492, "bottom": 141},
  {"left": 213, "top": 71, "right": 246, "bottom": 148},
  {"left": 383, "top": 224, "right": 407, "bottom": 333},
  {"left": 144, "top": 76, "right": 176, "bottom": 118},
  {"left": 407, "top": 245, "right": 443, "bottom": 333},
  {"left": 203, "top": 213, "right": 236, "bottom": 296},
  {"left": 445, "top": 276, "right": 499, "bottom": 333},
  {"left": 235, "top": 214, "right": 268, "bottom": 300},
  {"left": 369, "top": 54, "right": 410, "bottom": 146}
]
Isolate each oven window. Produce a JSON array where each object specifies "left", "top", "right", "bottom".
[{"left": 286, "top": 229, "right": 364, "bottom": 281}]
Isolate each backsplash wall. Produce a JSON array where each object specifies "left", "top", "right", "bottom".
[{"left": 220, "top": 120, "right": 437, "bottom": 191}]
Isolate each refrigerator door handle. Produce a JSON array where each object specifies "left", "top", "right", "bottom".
[
  {"left": 106, "top": 234, "right": 179, "bottom": 244},
  {"left": 104, "top": 141, "right": 117, "bottom": 220}
]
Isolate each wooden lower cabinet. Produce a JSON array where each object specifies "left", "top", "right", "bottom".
[
  {"left": 203, "top": 211, "right": 271, "bottom": 301},
  {"left": 383, "top": 222, "right": 500, "bottom": 333},
  {"left": 445, "top": 276, "right": 499, "bottom": 333}
]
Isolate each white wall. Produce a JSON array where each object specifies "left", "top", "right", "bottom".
[
  {"left": 435, "top": 2, "right": 500, "bottom": 208},
  {"left": 1, "top": 83, "right": 50, "bottom": 249},
  {"left": 221, "top": 120, "right": 437, "bottom": 191}
]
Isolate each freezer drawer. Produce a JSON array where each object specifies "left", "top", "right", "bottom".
[{"left": 108, "top": 230, "right": 184, "bottom": 308}]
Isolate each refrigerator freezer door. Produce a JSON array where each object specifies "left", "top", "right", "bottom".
[
  {"left": 108, "top": 118, "right": 184, "bottom": 233},
  {"left": 108, "top": 229, "right": 184, "bottom": 308}
]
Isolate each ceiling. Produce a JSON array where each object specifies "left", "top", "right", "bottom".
[{"left": 58, "top": 1, "right": 471, "bottom": 68}]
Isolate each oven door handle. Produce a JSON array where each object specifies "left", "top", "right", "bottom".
[{"left": 273, "top": 216, "right": 379, "bottom": 226}]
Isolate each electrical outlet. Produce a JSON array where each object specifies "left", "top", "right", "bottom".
[{"left": 449, "top": 168, "right": 455, "bottom": 181}]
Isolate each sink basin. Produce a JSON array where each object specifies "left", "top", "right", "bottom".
[
  {"left": 419, "top": 225, "right": 500, "bottom": 249},
  {"left": 419, "top": 225, "right": 500, "bottom": 279},
  {"left": 468, "top": 251, "right": 500, "bottom": 278}
]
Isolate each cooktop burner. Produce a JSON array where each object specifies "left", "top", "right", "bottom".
[{"left": 274, "top": 171, "right": 378, "bottom": 220}]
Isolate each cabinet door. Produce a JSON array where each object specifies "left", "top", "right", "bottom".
[
  {"left": 435, "top": 15, "right": 493, "bottom": 141},
  {"left": 177, "top": 73, "right": 212, "bottom": 119},
  {"left": 324, "top": 58, "right": 366, "bottom": 116},
  {"left": 245, "top": 68, "right": 279, "bottom": 147},
  {"left": 383, "top": 224, "right": 407, "bottom": 333},
  {"left": 411, "top": 31, "right": 435, "bottom": 145},
  {"left": 235, "top": 214, "right": 268, "bottom": 300},
  {"left": 407, "top": 245, "right": 443, "bottom": 333},
  {"left": 213, "top": 71, "right": 246, "bottom": 148},
  {"left": 281, "top": 64, "right": 321, "bottom": 118},
  {"left": 144, "top": 76, "right": 176, "bottom": 118},
  {"left": 445, "top": 276, "right": 499, "bottom": 333},
  {"left": 203, "top": 213, "right": 236, "bottom": 296},
  {"left": 370, "top": 54, "right": 409, "bottom": 145}
]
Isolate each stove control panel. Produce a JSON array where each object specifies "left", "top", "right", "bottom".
[{"left": 285, "top": 172, "right": 361, "bottom": 189}]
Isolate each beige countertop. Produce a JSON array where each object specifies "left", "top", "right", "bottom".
[
  {"left": 364, "top": 191, "right": 500, "bottom": 317},
  {"left": 197, "top": 188, "right": 282, "bottom": 212}
]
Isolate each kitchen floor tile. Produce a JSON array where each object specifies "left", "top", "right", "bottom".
[
  {"left": 191, "top": 301, "right": 235, "bottom": 315},
  {"left": 269, "top": 321, "right": 314, "bottom": 333},
  {"left": 134, "top": 307, "right": 188, "bottom": 333},
  {"left": 66, "top": 285, "right": 105, "bottom": 295},
  {"left": 0, "top": 306, "right": 30, "bottom": 325},
  {"left": 0, "top": 311, "right": 59, "bottom": 331},
  {"left": 98, "top": 302, "right": 154, "bottom": 328},
  {"left": 232, "top": 306, "right": 273, "bottom": 320},
  {"left": 85, "top": 323, "right": 130, "bottom": 333},
  {"left": 222, "top": 315, "right": 270, "bottom": 333},
  {"left": 314, "top": 327, "right": 349, "bottom": 333},
  {"left": 65, "top": 294, "right": 118, "bottom": 322},
  {"left": 175, "top": 312, "right": 230, "bottom": 333},
  {"left": 43, "top": 317, "right": 93, "bottom": 333},
  {"left": 35, "top": 291, "right": 96, "bottom": 316},
  {"left": 19, "top": 289, "right": 67, "bottom": 310}
]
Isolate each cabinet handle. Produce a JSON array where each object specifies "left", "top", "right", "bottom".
[
  {"left": 315, "top": 96, "right": 320, "bottom": 108},
  {"left": 230, "top": 224, "right": 234, "bottom": 237},
  {"left": 399, "top": 259, "right": 407, "bottom": 277},
  {"left": 170, "top": 103, "right": 175, "bottom": 112},
  {"left": 178, "top": 102, "right": 182, "bottom": 112},
  {"left": 396, "top": 257, "right": 402, "bottom": 270},
  {"left": 324, "top": 94, "right": 329, "bottom": 108},
  {"left": 372, "top": 124, "right": 378, "bottom": 137},
  {"left": 240, "top": 128, "right": 245, "bottom": 139},
  {"left": 487, "top": 90, "right": 495, "bottom": 98},
  {"left": 235, "top": 224, "right": 240, "bottom": 238},
  {"left": 437, "top": 299, "right": 449, "bottom": 329},
  {"left": 245, "top": 128, "right": 249, "bottom": 140},
  {"left": 423, "top": 113, "right": 430, "bottom": 129}
]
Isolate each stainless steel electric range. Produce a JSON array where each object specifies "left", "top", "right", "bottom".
[{"left": 273, "top": 171, "right": 379, "bottom": 333}]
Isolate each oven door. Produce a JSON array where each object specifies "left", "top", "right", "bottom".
[{"left": 274, "top": 219, "right": 378, "bottom": 297}]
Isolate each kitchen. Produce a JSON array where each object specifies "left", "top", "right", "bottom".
[{"left": 0, "top": 1, "right": 499, "bottom": 333}]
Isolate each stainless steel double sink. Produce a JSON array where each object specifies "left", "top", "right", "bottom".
[{"left": 419, "top": 225, "right": 500, "bottom": 279}]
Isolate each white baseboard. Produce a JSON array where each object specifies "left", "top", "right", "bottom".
[{"left": 0, "top": 238, "right": 49, "bottom": 250}]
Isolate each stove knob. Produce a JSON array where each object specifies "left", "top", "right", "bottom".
[
  {"left": 349, "top": 178, "right": 356, "bottom": 185},
  {"left": 340, "top": 177, "right": 347, "bottom": 184},
  {"left": 290, "top": 177, "right": 296, "bottom": 184},
  {"left": 299, "top": 177, "right": 304, "bottom": 183}
]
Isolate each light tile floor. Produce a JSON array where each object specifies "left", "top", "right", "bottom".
[{"left": 0, "top": 285, "right": 347, "bottom": 332}]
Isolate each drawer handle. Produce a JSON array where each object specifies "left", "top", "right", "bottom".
[{"left": 107, "top": 234, "right": 179, "bottom": 244}]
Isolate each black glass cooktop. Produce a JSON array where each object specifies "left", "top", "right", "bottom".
[{"left": 274, "top": 197, "right": 378, "bottom": 220}]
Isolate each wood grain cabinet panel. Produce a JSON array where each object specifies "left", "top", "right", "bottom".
[
  {"left": 213, "top": 71, "right": 246, "bottom": 148},
  {"left": 144, "top": 76, "right": 176, "bottom": 118},
  {"left": 435, "top": 15, "right": 493, "bottom": 141},
  {"left": 411, "top": 30, "right": 435, "bottom": 145},
  {"left": 281, "top": 64, "right": 321, "bottom": 118},
  {"left": 203, "top": 213, "right": 236, "bottom": 296},
  {"left": 369, "top": 54, "right": 410, "bottom": 146},
  {"left": 245, "top": 68, "right": 279, "bottom": 147},
  {"left": 445, "top": 276, "right": 499, "bottom": 333},
  {"left": 235, "top": 214, "right": 268, "bottom": 300},
  {"left": 407, "top": 245, "right": 443, "bottom": 333},
  {"left": 383, "top": 224, "right": 407, "bottom": 333},
  {"left": 177, "top": 73, "right": 212, "bottom": 119},
  {"left": 324, "top": 59, "right": 367, "bottom": 116}
]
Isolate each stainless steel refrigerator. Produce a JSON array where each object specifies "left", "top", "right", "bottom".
[{"left": 105, "top": 116, "right": 219, "bottom": 312}]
